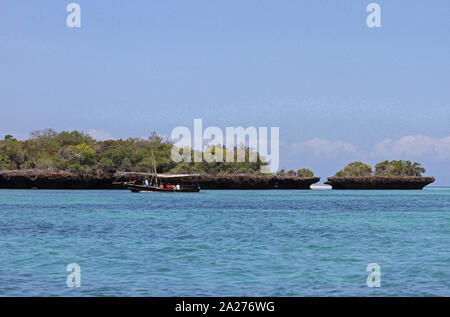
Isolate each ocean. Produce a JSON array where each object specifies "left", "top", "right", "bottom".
[{"left": 0, "top": 188, "right": 448, "bottom": 296}]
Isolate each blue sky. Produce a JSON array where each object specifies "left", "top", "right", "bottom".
[{"left": 1, "top": 1, "right": 450, "bottom": 184}]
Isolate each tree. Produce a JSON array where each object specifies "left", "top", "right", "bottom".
[
  {"left": 148, "top": 131, "right": 164, "bottom": 143},
  {"left": 374, "top": 160, "right": 390, "bottom": 176},
  {"left": 287, "top": 169, "right": 296, "bottom": 176},
  {"left": 99, "top": 158, "right": 116, "bottom": 173},
  {"left": 56, "top": 131, "right": 94, "bottom": 146},
  {"left": 335, "top": 161, "right": 372, "bottom": 177},
  {"left": 375, "top": 160, "right": 425, "bottom": 177},
  {"left": 297, "top": 168, "right": 314, "bottom": 177},
  {"left": 4, "top": 135, "right": 16, "bottom": 142},
  {"left": 0, "top": 136, "right": 24, "bottom": 169},
  {"left": 60, "top": 144, "right": 95, "bottom": 170},
  {"left": 411, "top": 162, "right": 426, "bottom": 176},
  {"left": 30, "top": 128, "right": 58, "bottom": 139},
  {"left": 0, "top": 129, "right": 271, "bottom": 175}
]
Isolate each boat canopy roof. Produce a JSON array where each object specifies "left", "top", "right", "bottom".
[{"left": 115, "top": 172, "right": 201, "bottom": 178}]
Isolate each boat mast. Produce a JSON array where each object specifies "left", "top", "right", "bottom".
[{"left": 151, "top": 149, "right": 158, "bottom": 184}]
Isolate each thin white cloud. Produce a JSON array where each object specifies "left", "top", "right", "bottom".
[
  {"left": 291, "top": 138, "right": 358, "bottom": 158},
  {"left": 372, "top": 135, "right": 450, "bottom": 160},
  {"left": 87, "top": 129, "right": 114, "bottom": 141},
  {"left": 289, "top": 135, "right": 450, "bottom": 161}
]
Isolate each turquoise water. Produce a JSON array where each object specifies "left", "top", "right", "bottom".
[{"left": 0, "top": 188, "right": 449, "bottom": 297}]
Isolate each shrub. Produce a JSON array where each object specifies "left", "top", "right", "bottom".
[
  {"left": 297, "top": 168, "right": 314, "bottom": 177},
  {"left": 375, "top": 160, "right": 425, "bottom": 177},
  {"left": 335, "top": 161, "right": 372, "bottom": 177}
]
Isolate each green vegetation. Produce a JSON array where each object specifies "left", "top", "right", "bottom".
[
  {"left": 335, "top": 161, "right": 373, "bottom": 177},
  {"left": 296, "top": 168, "right": 315, "bottom": 177},
  {"left": 375, "top": 160, "right": 425, "bottom": 177},
  {"left": 287, "top": 169, "right": 296, "bottom": 176},
  {"left": 0, "top": 129, "right": 269, "bottom": 175},
  {"left": 335, "top": 160, "right": 426, "bottom": 177},
  {"left": 276, "top": 168, "right": 315, "bottom": 177}
]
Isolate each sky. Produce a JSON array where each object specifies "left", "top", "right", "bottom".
[{"left": 1, "top": 1, "right": 449, "bottom": 184}]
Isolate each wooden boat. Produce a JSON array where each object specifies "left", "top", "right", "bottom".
[
  {"left": 127, "top": 183, "right": 200, "bottom": 193},
  {"left": 113, "top": 150, "right": 201, "bottom": 193}
]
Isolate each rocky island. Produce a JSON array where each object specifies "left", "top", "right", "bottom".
[
  {"left": 325, "top": 161, "right": 435, "bottom": 190},
  {"left": 0, "top": 129, "right": 319, "bottom": 190},
  {"left": 325, "top": 176, "right": 435, "bottom": 189},
  {"left": 0, "top": 130, "right": 437, "bottom": 190},
  {"left": 0, "top": 170, "right": 320, "bottom": 190}
]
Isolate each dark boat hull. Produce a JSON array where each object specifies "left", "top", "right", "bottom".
[{"left": 127, "top": 184, "right": 200, "bottom": 193}]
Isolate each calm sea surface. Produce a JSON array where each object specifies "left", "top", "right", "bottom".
[{"left": 0, "top": 188, "right": 448, "bottom": 296}]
